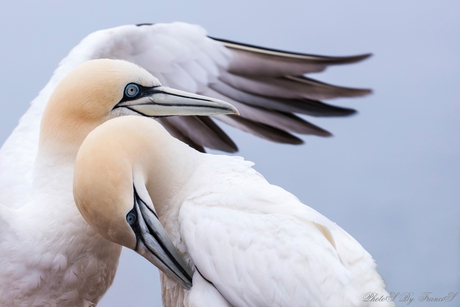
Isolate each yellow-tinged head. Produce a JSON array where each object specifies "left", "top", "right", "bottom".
[
  {"left": 39, "top": 59, "right": 238, "bottom": 157},
  {"left": 73, "top": 116, "right": 196, "bottom": 289}
]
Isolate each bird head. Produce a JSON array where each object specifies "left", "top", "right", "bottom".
[
  {"left": 73, "top": 116, "right": 195, "bottom": 290},
  {"left": 39, "top": 59, "right": 238, "bottom": 155}
]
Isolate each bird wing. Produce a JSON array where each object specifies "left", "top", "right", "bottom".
[
  {"left": 97, "top": 22, "right": 371, "bottom": 151},
  {"left": 0, "top": 22, "right": 370, "bottom": 208},
  {"left": 179, "top": 158, "right": 387, "bottom": 306}
]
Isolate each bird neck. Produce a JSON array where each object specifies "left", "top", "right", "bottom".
[
  {"left": 38, "top": 111, "right": 106, "bottom": 162},
  {"left": 142, "top": 137, "right": 205, "bottom": 225},
  {"left": 36, "top": 75, "right": 113, "bottom": 165},
  {"left": 34, "top": 117, "right": 97, "bottom": 190}
]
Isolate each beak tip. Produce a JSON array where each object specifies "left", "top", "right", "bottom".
[{"left": 221, "top": 102, "right": 239, "bottom": 116}]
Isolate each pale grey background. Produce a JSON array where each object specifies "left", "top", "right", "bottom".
[{"left": 0, "top": 1, "right": 459, "bottom": 306}]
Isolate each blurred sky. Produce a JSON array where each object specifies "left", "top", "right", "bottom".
[{"left": 0, "top": 1, "right": 459, "bottom": 306}]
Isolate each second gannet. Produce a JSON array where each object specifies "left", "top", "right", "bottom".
[
  {"left": 0, "top": 59, "right": 236, "bottom": 306},
  {"left": 74, "top": 116, "right": 393, "bottom": 307}
]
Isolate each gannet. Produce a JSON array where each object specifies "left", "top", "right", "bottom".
[
  {"left": 0, "top": 22, "right": 371, "bottom": 210},
  {"left": 0, "top": 22, "right": 373, "bottom": 305},
  {"left": 74, "top": 116, "right": 392, "bottom": 307},
  {"left": 0, "top": 59, "right": 237, "bottom": 306}
]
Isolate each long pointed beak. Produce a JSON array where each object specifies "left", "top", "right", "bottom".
[
  {"left": 117, "top": 86, "right": 239, "bottom": 117},
  {"left": 133, "top": 191, "right": 193, "bottom": 289}
]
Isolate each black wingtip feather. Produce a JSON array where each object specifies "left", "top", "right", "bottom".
[
  {"left": 225, "top": 115, "right": 304, "bottom": 145},
  {"left": 286, "top": 76, "right": 373, "bottom": 98},
  {"left": 197, "top": 116, "right": 239, "bottom": 153},
  {"left": 136, "top": 23, "right": 155, "bottom": 27},
  {"left": 297, "top": 99, "right": 357, "bottom": 117},
  {"left": 210, "top": 36, "right": 373, "bottom": 65}
]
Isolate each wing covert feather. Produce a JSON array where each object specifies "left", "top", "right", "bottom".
[
  {"left": 179, "top": 180, "right": 370, "bottom": 306},
  {"left": 177, "top": 158, "right": 390, "bottom": 306}
]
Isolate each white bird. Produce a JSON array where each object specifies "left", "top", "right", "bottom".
[
  {"left": 0, "top": 22, "right": 371, "bottom": 210},
  {"left": 0, "top": 59, "right": 238, "bottom": 306},
  {"left": 74, "top": 115, "right": 392, "bottom": 307},
  {"left": 0, "top": 22, "right": 372, "bottom": 305}
]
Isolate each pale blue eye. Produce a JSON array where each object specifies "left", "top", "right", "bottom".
[
  {"left": 126, "top": 211, "right": 137, "bottom": 225},
  {"left": 125, "top": 84, "right": 140, "bottom": 97}
]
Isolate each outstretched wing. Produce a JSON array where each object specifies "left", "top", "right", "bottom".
[
  {"left": 0, "top": 22, "right": 370, "bottom": 208},
  {"left": 124, "top": 23, "right": 371, "bottom": 151}
]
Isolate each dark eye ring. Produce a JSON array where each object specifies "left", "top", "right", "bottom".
[
  {"left": 125, "top": 84, "right": 140, "bottom": 98},
  {"left": 126, "top": 211, "right": 137, "bottom": 226}
]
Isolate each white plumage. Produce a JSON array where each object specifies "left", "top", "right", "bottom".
[
  {"left": 0, "top": 57, "right": 236, "bottom": 306},
  {"left": 74, "top": 116, "right": 392, "bottom": 307},
  {"left": 0, "top": 22, "right": 373, "bottom": 305}
]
